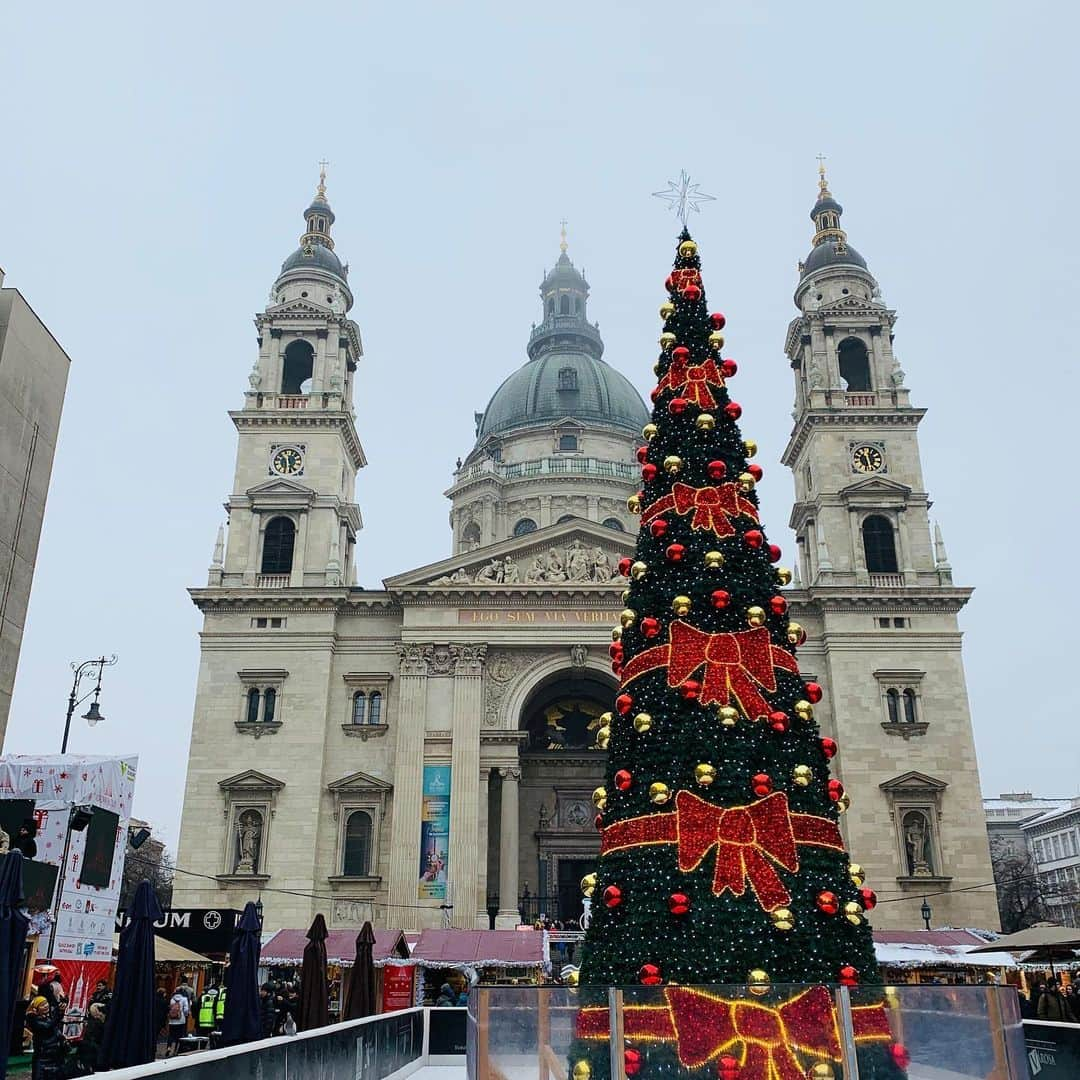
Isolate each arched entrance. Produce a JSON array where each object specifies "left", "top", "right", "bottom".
[{"left": 515, "top": 669, "right": 613, "bottom": 926}]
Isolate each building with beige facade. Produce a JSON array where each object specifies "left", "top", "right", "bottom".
[{"left": 174, "top": 171, "right": 998, "bottom": 934}]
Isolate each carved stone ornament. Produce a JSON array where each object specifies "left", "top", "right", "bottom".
[
  {"left": 428, "top": 646, "right": 454, "bottom": 676},
  {"left": 430, "top": 540, "right": 620, "bottom": 586},
  {"left": 398, "top": 644, "right": 429, "bottom": 676},
  {"left": 483, "top": 648, "right": 548, "bottom": 727},
  {"left": 451, "top": 643, "right": 487, "bottom": 676},
  {"left": 569, "top": 644, "right": 588, "bottom": 669}
]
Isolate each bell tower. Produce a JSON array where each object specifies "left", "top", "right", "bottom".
[
  {"left": 210, "top": 168, "right": 365, "bottom": 590},
  {"left": 780, "top": 165, "right": 997, "bottom": 928}
]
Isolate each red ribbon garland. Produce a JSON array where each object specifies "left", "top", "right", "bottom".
[
  {"left": 621, "top": 622, "right": 798, "bottom": 720},
  {"left": 641, "top": 482, "right": 759, "bottom": 539},
  {"left": 601, "top": 790, "right": 843, "bottom": 911},
  {"left": 576, "top": 985, "right": 893, "bottom": 1079},
  {"left": 657, "top": 356, "right": 726, "bottom": 410}
]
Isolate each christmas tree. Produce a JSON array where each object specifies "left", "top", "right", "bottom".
[{"left": 568, "top": 231, "right": 907, "bottom": 1080}]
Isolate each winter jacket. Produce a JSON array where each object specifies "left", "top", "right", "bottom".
[
  {"left": 259, "top": 991, "right": 277, "bottom": 1038},
  {"left": 28, "top": 1006, "right": 66, "bottom": 1078},
  {"left": 1037, "top": 990, "right": 1077, "bottom": 1022}
]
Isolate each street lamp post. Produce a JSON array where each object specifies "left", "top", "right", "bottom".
[
  {"left": 61, "top": 655, "right": 117, "bottom": 753},
  {"left": 921, "top": 897, "right": 933, "bottom": 931}
]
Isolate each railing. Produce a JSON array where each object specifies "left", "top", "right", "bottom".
[
  {"left": 845, "top": 392, "right": 877, "bottom": 406},
  {"left": 869, "top": 572, "right": 904, "bottom": 588},
  {"left": 454, "top": 457, "right": 638, "bottom": 484},
  {"left": 277, "top": 395, "right": 308, "bottom": 409},
  {"left": 256, "top": 574, "right": 291, "bottom": 588}
]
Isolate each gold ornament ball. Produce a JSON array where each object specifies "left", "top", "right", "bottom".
[
  {"left": 643, "top": 423, "right": 659, "bottom": 441},
  {"left": 659, "top": 332, "right": 677, "bottom": 351},
  {"left": 599, "top": 711, "right": 613, "bottom": 727},
  {"left": 776, "top": 567, "right": 793, "bottom": 586},
  {"left": 747, "top": 969, "right": 770, "bottom": 996},
  {"left": 595, "top": 728, "right": 611, "bottom": 750},
  {"left": 809, "top": 1066, "right": 835, "bottom": 1080},
  {"left": 653, "top": 361, "right": 662, "bottom": 376},
  {"left": 572, "top": 1061, "right": 591, "bottom": 1080},
  {"left": 694, "top": 763, "right": 717, "bottom": 787},
  {"left": 611, "top": 627, "right": 622, "bottom": 643},
  {"left": 718, "top": 705, "right": 739, "bottom": 727},
  {"left": 738, "top": 472, "right": 756, "bottom": 493},
  {"left": 672, "top": 595, "right": 691, "bottom": 616},
  {"left": 580, "top": 873, "right": 597, "bottom": 897},
  {"left": 663, "top": 454, "right": 683, "bottom": 474},
  {"left": 770, "top": 908, "right": 795, "bottom": 931},
  {"left": 592, "top": 787, "right": 608, "bottom": 809},
  {"left": 793, "top": 699, "right": 813, "bottom": 721},
  {"left": 621, "top": 589, "right": 631, "bottom": 604},
  {"left": 678, "top": 239, "right": 698, "bottom": 257},
  {"left": 708, "top": 331, "right": 725, "bottom": 350},
  {"left": 696, "top": 413, "right": 716, "bottom": 431},
  {"left": 786, "top": 622, "right": 804, "bottom": 646},
  {"left": 627, "top": 494, "right": 642, "bottom": 513},
  {"left": 649, "top": 782, "right": 672, "bottom": 805},
  {"left": 704, "top": 550, "right": 725, "bottom": 569},
  {"left": 844, "top": 901, "right": 864, "bottom": 925},
  {"left": 837, "top": 793, "right": 851, "bottom": 813},
  {"left": 743, "top": 439, "right": 758, "bottom": 457},
  {"left": 565, "top": 969, "right": 580, "bottom": 987},
  {"left": 620, "top": 608, "right": 638, "bottom": 628},
  {"left": 848, "top": 863, "right": 865, "bottom": 886},
  {"left": 633, "top": 712, "right": 653, "bottom": 734},
  {"left": 792, "top": 764, "right": 813, "bottom": 787},
  {"left": 746, "top": 605, "right": 767, "bottom": 627},
  {"left": 631, "top": 560, "right": 648, "bottom": 581},
  {"left": 659, "top": 301, "right": 675, "bottom": 320}
]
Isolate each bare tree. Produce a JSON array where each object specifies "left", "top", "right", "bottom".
[
  {"left": 990, "top": 838, "right": 1048, "bottom": 933},
  {"left": 120, "top": 841, "right": 174, "bottom": 912}
]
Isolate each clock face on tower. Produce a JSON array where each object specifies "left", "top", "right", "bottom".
[
  {"left": 270, "top": 446, "right": 304, "bottom": 477},
  {"left": 850, "top": 444, "right": 884, "bottom": 474}
]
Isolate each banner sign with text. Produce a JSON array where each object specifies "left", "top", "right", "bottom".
[{"left": 418, "top": 766, "right": 451, "bottom": 900}]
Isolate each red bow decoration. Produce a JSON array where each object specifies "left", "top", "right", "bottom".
[
  {"left": 576, "top": 985, "right": 892, "bottom": 1080},
  {"left": 669, "top": 268, "right": 701, "bottom": 291},
  {"left": 621, "top": 622, "right": 798, "bottom": 719},
  {"left": 601, "top": 791, "right": 842, "bottom": 911},
  {"left": 658, "top": 357, "right": 725, "bottom": 409},
  {"left": 642, "top": 482, "right": 758, "bottom": 539}
]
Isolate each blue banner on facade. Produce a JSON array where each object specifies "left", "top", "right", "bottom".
[{"left": 418, "top": 765, "right": 451, "bottom": 900}]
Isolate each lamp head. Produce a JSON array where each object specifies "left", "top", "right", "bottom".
[{"left": 82, "top": 701, "right": 104, "bottom": 726}]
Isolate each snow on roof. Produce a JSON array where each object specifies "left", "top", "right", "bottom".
[{"left": 872, "top": 929, "right": 1017, "bottom": 969}]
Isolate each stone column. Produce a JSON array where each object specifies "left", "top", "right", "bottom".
[
  {"left": 475, "top": 770, "right": 492, "bottom": 928},
  {"left": 495, "top": 767, "right": 521, "bottom": 927},
  {"left": 386, "top": 646, "right": 430, "bottom": 928},
  {"left": 244, "top": 513, "right": 261, "bottom": 585},
  {"left": 850, "top": 509, "right": 868, "bottom": 584},
  {"left": 448, "top": 645, "right": 485, "bottom": 928},
  {"left": 482, "top": 499, "right": 494, "bottom": 546},
  {"left": 897, "top": 509, "right": 916, "bottom": 583},
  {"left": 291, "top": 513, "right": 309, "bottom": 587},
  {"left": 539, "top": 496, "right": 552, "bottom": 529}
]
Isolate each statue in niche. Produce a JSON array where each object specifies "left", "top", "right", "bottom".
[
  {"left": 235, "top": 810, "right": 263, "bottom": 875},
  {"left": 502, "top": 557, "right": 520, "bottom": 584},
  {"left": 566, "top": 540, "right": 590, "bottom": 582},
  {"left": 524, "top": 555, "right": 546, "bottom": 583},
  {"left": 476, "top": 559, "right": 502, "bottom": 584},
  {"left": 544, "top": 549, "right": 566, "bottom": 582},
  {"left": 591, "top": 547, "right": 614, "bottom": 581},
  {"left": 903, "top": 811, "right": 933, "bottom": 876}
]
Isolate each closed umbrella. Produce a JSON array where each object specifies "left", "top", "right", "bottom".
[
  {"left": 98, "top": 879, "right": 162, "bottom": 1068},
  {"left": 221, "top": 901, "right": 262, "bottom": 1046},
  {"left": 298, "top": 913, "right": 329, "bottom": 1030},
  {"left": 342, "top": 921, "right": 376, "bottom": 1020},
  {"left": 0, "top": 852, "right": 28, "bottom": 1080}
]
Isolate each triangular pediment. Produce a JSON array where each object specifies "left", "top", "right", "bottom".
[
  {"left": 328, "top": 770, "right": 393, "bottom": 794},
  {"left": 818, "top": 294, "right": 887, "bottom": 314},
  {"left": 265, "top": 298, "right": 331, "bottom": 317},
  {"left": 246, "top": 477, "right": 317, "bottom": 500},
  {"left": 385, "top": 518, "right": 635, "bottom": 590},
  {"left": 219, "top": 769, "right": 285, "bottom": 791},
  {"left": 879, "top": 771, "right": 948, "bottom": 793},
  {"left": 838, "top": 476, "right": 912, "bottom": 499}
]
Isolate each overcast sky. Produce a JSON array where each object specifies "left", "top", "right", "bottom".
[{"left": 2, "top": 2, "right": 1077, "bottom": 850}]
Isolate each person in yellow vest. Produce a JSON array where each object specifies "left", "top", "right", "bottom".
[
  {"left": 214, "top": 985, "right": 227, "bottom": 1027},
  {"left": 196, "top": 986, "right": 218, "bottom": 1036}
]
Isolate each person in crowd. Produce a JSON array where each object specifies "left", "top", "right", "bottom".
[
  {"left": 214, "top": 982, "right": 227, "bottom": 1028},
  {"left": 259, "top": 983, "right": 277, "bottom": 1039},
  {"left": 196, "top": 983, "right": 218, "bottom": 1035},
  {"left": 177, "top": 975, "right": 196, "bottom": 1007},
  {"left": 274, "top": 981, "right": 291, "bottom": 1035},
  {"left": 26, "top": 995, "right": 65, "bottom": 1080},
  {"left": 435, "top": 983, "right": 456, "bottom": 1007},
  {"left": 166, "top": 987, "right": 191, "bottom": 1056},
  {"left": 1037, "top": 979, "right": 1076, "bottom": 1022},
  {"left": 78, "top": 1002, "right": 107, "bottom": 1071},
  {"left": 153, "top": 987, "right": 170, "bottom": 1049},
  {"left": 16, "top": 820, "right": 38, "bottom": 859},
  {"left": 285, "top": 981, "right": 300, "bottom": 1025}
]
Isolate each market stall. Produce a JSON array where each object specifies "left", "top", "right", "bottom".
[{"left": 873, "top": 929, "right": 1019, "bottom": 984}]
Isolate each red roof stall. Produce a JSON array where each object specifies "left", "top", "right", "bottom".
[{"left": 406, "top": 929, "right": 550, "bottom": 1003}]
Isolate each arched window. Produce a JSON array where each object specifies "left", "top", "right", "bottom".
[
  {"left": 462, "top": 521, "right": 481, "bottom": 547},
  {"left": 838, "top": 338, "right": 872, "bottom": 392},
  {"left": 547, "top": 298, "right": 555, "bottom": 316},
  {"left": 556, "top": 514, "right": 576, "bottom": 524},
  {"left": 352, "top": 691, "right": 366, "bottom": 725},
  {"left": 343, "top": 810, "right": 373, "bottom": 876},
  {"left": 513, "top": 518, "right": 538, "bottom": 536},
  {"left": 886, "top": 688, "right": 900, "bottom": 725},
  {"left": 281, "top": 340, "right": 314, "bottom": 394},
  {"left": 903, "top": 689, "right": 918, "bottom": 724},
  {"left": 368, "top": 691, "right": 382, "bottom": 725},
  {"left": 559, "top": 434, "right": 578, "bottom": 451},
  {"left": 574, "top": 296, "right": 581, "bottom": 313},
  {"left": 558, "top": 367, "right": 578, "bottom": 391},
  {"left": 559, "top": 294, "right": 571, "bottom": 315},
  {"left": 246, "top": 688, "right": 261, "bottom": 724},
  {"left": 261, "top": 517, "right": 296, "bottom": 574},
  {"left": 862, "top": 515, "right": 898, "bottom": 573},
  {"left": 602, "top": 517, "right": 625, "bottom": 531},
  {"left": 262, "top": 688, "right": 277, "bottom": 724}
]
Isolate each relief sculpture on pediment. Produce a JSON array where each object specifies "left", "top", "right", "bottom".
[{"left": 429, "top": 541, "right": 622, "bottom": 586}]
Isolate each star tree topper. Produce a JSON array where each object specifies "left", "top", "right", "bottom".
[{"left": 652, "top": 170, "right": 716, "bottom": 226}]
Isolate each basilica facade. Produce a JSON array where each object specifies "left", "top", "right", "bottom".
[{"left": 174, "top": 171, "right": 998, "bottom": 933}]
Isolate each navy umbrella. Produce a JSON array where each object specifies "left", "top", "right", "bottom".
[
  {"left": 298, "top": 913, "right": 329, "bottom": 1031},
  {"left": 99, "top": 878, "right": 163, "bottom": 1069},
  {"left": 0, "top": 852, "right": 29, "bottom": 1080},
  {"left": 342, "top": 921, "right": 376, "bottom": 1020},
  {"left": 221, "top": 901, "right": 263, "bottom": 1046}
]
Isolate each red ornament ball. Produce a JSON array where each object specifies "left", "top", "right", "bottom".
[
  {"left": 744, "top": 529, "right": 764, "bottom": 549},
  {"left": 752, "top": 772, "right": 773, "bottom": 797},
  {"left": 618, "top": 557, "right": 632, "bottom": 577},
  {"left": 747, "top": 463, "right": 763, "bottom": 481},
  {"left": 769, "top": 595, "right": 787, "bottom": 615},
  {"left": 724, "top": 401, "right": 742, "bottom": 421},
  {"left": 682, "top": 284, "right": 702, "bottom": 302},
  {"left": 641, "top": 463, "right": 658, "bottom": 482},
  {"left": 603, "top": 885, "right": 623, "bottom": 909},
  {"left": 839, "top": 965, "right": 859, "bottom": 987},
  {"left": 611, "top": 662, "right": 622, "bottom": 677},
  {"left": 639, "top": 963, "right": 662, "bottom": 986},
  {"left": 769, "top": 711, "right": 790, "bottom": 733},
  {"left": 720, "top": 358, "right": 738, "bottom": 379},
  {"left": 608, "top": 643, "right": 623, "bottom": 661},
  {"left": 890, "top": 1043, "right": 911, "bottom": 1069},
  {"left": 860, "top": 887, "right": 878, "bottom": 911},
  {"left": 680, "top": 679, "right": 701, "bottom": 701},
  {"left": 636, "top": 445, "right": 649, "bottom": 464},
  {"left": 805, "top": 682, "right": 823, "bottom": 704},
  {"left": 649, "top": 386, "right": 661, "bottom": 404},
  {"left": 710, "top": 312, "right": 727, "bottom": 330},
  {"left": 816, "top": 891, "right": 840, "bottom": 916},
  {"left": 768, "top": 544, "right": 782, "bottom": 563},
  {"left": 718, "top": 1054, "right": 740, "bottom": 1080},
  {"left": 664, "top": 274, "right": 675, "bottom": 293},
  {"left": 614, "top": 769, "right": 633, "bottom": 791},
  {"left": 820, "top": 737, "right": 838, "bottom": 759},
  {"left": 624, "top": 1049, "right": 642, "bottom": 1077},
  {"left": 594, "top": 814, "right": 604, "bottom": 831},
  {"left": 665, "top": 543, "right": 686, "bottom": 562},
  {"left": 672, "top": 345, "right": 690, "bottom": 363},
  {"left": 828, "top": 779, "right": 845, "bottom": 802},
  {"left": 710, "top": 589, "right": 731, "bottom": 610},
  {"left": 668, "top": 397, "right": 688, "bottom": 416},
  {"left": 649, "top": 518, "right": 669, "bottom": 538},
  {"left": 641, "top": 616, "right": 661, "bottom": 638},
  {"left": 615, "top": 693, "right": 634, "bottom": 715},
  {"left": 707, "top": 459, "right": 727, "bottom": 481},
  {"left": 668, "top": 892, "right": 691, "bottom": 916}
]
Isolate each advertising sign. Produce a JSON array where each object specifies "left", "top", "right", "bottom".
[
  {"left": 417, "top": 765, "right": 451, "bottom": 900},
  {"left": 115, "top": 907, "right": 241, "bottom": 957},
  {"left": 380, "top": 964, "right": 415, "bottom": 1012}
]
